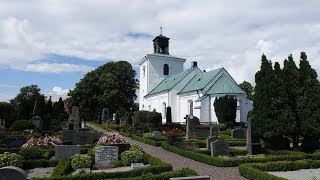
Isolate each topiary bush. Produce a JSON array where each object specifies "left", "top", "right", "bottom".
[
  {"left": 18, "top": 147, "right": 49, "bottom": 160},
  {"left": 9, "top": 120, "right": 35, "bottom": 131},
  {"left": 0, "top": 152, "right": 23, "bottom": 167},
  {"left": 133, "top": 110, "right": 162, "bottom": 132},
  {"left": 71, "top": 154, "right": 92, "bottom": 170}
]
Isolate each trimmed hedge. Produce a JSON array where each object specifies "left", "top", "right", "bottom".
[
  {"left": 116, "top": 167, "right": 198, "bottom": 180},
  {"left": 22, "top": 159, "right": 59, "bottom": 169},
  {"left": 161, "top": 142, "right": 320, "bottom": 167},
  {"left": 51, "top": 159, "right": 71, "bottom": 177},
  {"left": 192, "top": 148, "right": 247, "bottom": 156},
  {"left": 129, "top": 134, "right": 162, "bottom": 147},
  {"left": 239, "top": 160, "right": 320, "bottom": 180},
  {"left": 19, "top": 147, "right": 50, "bottom": 160}
]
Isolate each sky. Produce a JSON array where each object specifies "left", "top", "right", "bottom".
[{"left": 1, "top": 0, "right": 320, "bottom": 102}]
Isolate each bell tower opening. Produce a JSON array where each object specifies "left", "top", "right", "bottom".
[{"left": 153, "top": 27, "right": 169, "bottom": 55}]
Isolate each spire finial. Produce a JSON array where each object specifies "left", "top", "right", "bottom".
[{"left": 160, "top": 26, "right": 162, "bottom": 35}]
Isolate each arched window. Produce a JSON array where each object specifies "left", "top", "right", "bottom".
[
  {"left": 188, "top": 100, "right": 193, "bottom": 115},
  {"left": 163, "top": 64, "right": 169, "bottom": 75},
  {"left": 162, "top": 102, "right": 166, "bottom": 119},
  {"left": 142, "top": 66, "right": 146, "bottom": 77}
]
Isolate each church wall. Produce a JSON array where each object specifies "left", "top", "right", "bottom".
[
  {"left": 139, "top": 59, "right": 149, "bottom": 110},
  {"left": 148, "top": 56, "right": 184, "bottom": 93},
  {"left": 144, "top": 92, "right": 169, "bottom": 123},
  {"left": 177, "top": 92, "right": 201, "bottom": 123}
]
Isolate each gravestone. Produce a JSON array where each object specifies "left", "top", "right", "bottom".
[
  {"left": 0, "top": 166, "right": 27, "bottom": 180},
  {"left": 6, "top": 137, "right": 27, "bottom": 148},
  {"left": 247, "top": 117, "right": 262, "bottom": 155},
  {"left": 102, "top": 108, "right": 110, "bottom": 123},
  {"left": 210, "top": 125, "right": 219, "bottom": 137},
  {"left": 63, "top": 130, "right": 76, "bottom": 142},
  {"left": 80, "top": 119, "right": 86, "bottom": 129},
  {"left": 206, "top": 136, "right": 220, "bottom": 150},
  {"left": 186, "top": 115, "right": 200, "bottom": 140},
  {"left": 153, "top": 131, "right": 162, "bottom": 139},
  {"left": 55, "top": 145, "right": 80, "bottom": 159},
  {"left": 195, "top": 125, "right": 210, "bottom": 138},
  {"left": 95, "top": 146, "right": 118, "bottom": 168},
  {"left": 31, "top": 116, "right": 41, "bottom": 128},
  {"left": 166, "top": 107, "right": 172, "bottom": 123},
  {"left": 72, "top": 131, "right": 94, "bottom": 145},
  {"left": 210, "top": 139, "right": 229, "bottom": 156},
  {"left": 41, "top": 114, "right": 52, "bottom": 134},
  {"left": 232, "top": 128, "right": 246, "bottom": 139},
  {"left": 67, "top": 106, "right": 80, "bottom": 130}
]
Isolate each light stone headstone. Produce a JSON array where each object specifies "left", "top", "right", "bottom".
[
  {"left": 80, "top": 120, "right": 86, "bottom": 129},
  {"left": 153, "top": 131, "right": 162, "bottom": 139},
  {"left": 206, "top": 136, "right": 220, "bottom": 150},
  {"left": 55, "top": 145, "right": 80, "bottom": 159},
  {"left": 210, "top": 139, "right": 229, "bottom": 156},
  {"left": 210, "top": 125, "right": 219, "bottom": 137},
  {"left": 0, "top": 166, "right": 27, "bottom": 180},
  {"left": 232, "top": 128, "right": 246, "bottom": 139},
  {"left": 95, "top": 146, "right": 119, "bottom": 168},
  {"left": 31, "top": 116, "right": 41, "bottom": 128}
]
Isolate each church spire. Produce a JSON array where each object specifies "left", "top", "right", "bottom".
[{"left": 153, "top": 28, "right": 169, "bottom": 55}]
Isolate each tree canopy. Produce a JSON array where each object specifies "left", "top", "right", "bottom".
[
  {"left": 253, "top": 52, "right": 320, "bottom": 149},
  {"left": 213, "top": 95, "right": 237, "bottom": 126},
  {"left": 239, "top": 81, "right": 254, "bottom": 100},
  {"left": 67, "top": 61, "right": 138, "bottom": 120}
]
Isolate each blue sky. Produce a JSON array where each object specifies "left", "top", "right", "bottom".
[{"left": 1, "top": 0, "right": 320, "bottom": 102}]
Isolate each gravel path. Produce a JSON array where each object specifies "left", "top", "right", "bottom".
[{"left": 87, "top": 123, "right": 246, "bottom": 180}]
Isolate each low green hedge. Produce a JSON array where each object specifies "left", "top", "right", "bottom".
[
  {"left": 51, "top": 159, "right": 71, "bottom": 177},
  {"left": 161, "top": 142, "right": 320, "bottom": 167},
  {"left": 35, "top": 152, "right": 172, "bottom": 180},
  {"left": 116, "top": 167, "right": 198, "bottom": 180},
  {"left": 129, "top": 134, "right": 162, "bottom": 147},
  {"left": 239, "top": 159, "right": 320, "bottom": 180},
  {"left": 22, "top": 159, "right": 59, "bottom": 169}
]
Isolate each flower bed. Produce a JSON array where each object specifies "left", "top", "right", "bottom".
[
  {"left": 97, "top": 132, "right": 127, "bottom": 145},
  {"left": 21, "top": 135, "right": 62, "bottom": 148}
]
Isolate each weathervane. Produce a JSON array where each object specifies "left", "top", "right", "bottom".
[{"left": 160, "top": 26, "right": 163, "bottom": 35}]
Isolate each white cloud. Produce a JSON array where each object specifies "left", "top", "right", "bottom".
[
  {"left": 12, "top": 63, "right": 94, "bottom": 73},
  {"left": 0, "top": 0, "right": 319, "bottom": 83},
  {"left": 45, "top": 86, "right": 70, "bottom": 101}
]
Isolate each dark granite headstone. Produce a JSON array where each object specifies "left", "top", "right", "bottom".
[
  {"left": 72, "top": 131, "right": 94, "bottom": 145},
  {"left": 102, "top": 108, "right": 109, "bottom": 123},
  {"left": 206, "top": 136, "right": 220, "bottom": 150},
  {"left": 166, "top": 107, "right": 172, "bottom": 123},
  {"left": 232, "top": 128, "right": 246, "bottom": 139},
  {"left": 63, "top": 130, "right": 76, "bottom": 142},
  {"left": 6, "top": 137, "right": 27, "bottom": 148},
  {"left": 247, "top": 117, "right": 262, "bottom": 155},
  {"left": 31, "top": 116, "right": 41, "bottom": 128},
  {"left": 55, "top": 145, "right": 80, "bottom": 159},
  {"left": 195, "top": 125, "right": 210, "bottom": 138},
  {"left": 186, "top": 115, "right": 200, "bottom": 140},
  {"left": 0, "top": 166, "right": 27, "bottom": 180},
  {"left": 210, "top": 139, "right": 229, "bottom": 156}
]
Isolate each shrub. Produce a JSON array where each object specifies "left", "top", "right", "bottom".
[
  {"left": 52, "top": 158, "right": 71, "bottom": 177},
  {"left": 71, "top": 154, "right": 92, "bottom": 170},
  {"left": 97, "top": 132, "right": 127, "bottom": 145},
  {"left": 0, "top": 152, "right": 23, "bottom": 167},
  {"left": 163, "top": 128, "right": 183, "bottom": 145},
  {"left": 133, "top": 110, "right": 162, "bottom": 132},
  {"left": 9, "top": 120, "right": 35, "bottom": 131},
  {"left": 161, "top": 122, "right": 185, "bottom": 132},
  {"left": 121, "top": 145, "right": 144, "bottom": 166},
  {"left": 143, "top": 133, "right": 154, "bottom": 139},
  {"left": 22, "top": 159, "right": 59, "bottom": 169},
  {"left": 21, "top": 135, "right": 62, "bottom": 148},
  {"left": 18, "top": 147, "right": 49, "bottom": 160}
]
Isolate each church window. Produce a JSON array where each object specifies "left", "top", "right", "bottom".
[
  {"left": 162, "top": 102, "right": 166, "bottom": 119},
  {"left": 188, "top": 100, "right": 193, "bottom": 115},
  {"left": 142, "top": 66, "right": 146, "bottom": 77},
  {"left": 163, "top": 64, "right": 169, "bottom": 75}
]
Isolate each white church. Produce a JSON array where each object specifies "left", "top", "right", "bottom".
[{"left": 138, "top": 33, "right": 252, "bottom": 123}]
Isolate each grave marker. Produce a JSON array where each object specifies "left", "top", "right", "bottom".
[
  {"left": 247, "top": 117, "right": 262, "bottom": 155},
  {"left": 0, "top": 166, "right": 27, "bottom": 180},
  {"left": 95, "top": 146, "right": 119, "bottom": 168},
  {"left": 55, "top": 145, "right": 80, "bottom": 159},
  {"left": 210, "top": 139, "right": 229, "bottom": 156},
  {"left": 232, "top": 128, "right": 246, "bottom": 139}
]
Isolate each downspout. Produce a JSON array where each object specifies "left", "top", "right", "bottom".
[{"left": 209, "top": 94, "right": 211, "bottom": 123}]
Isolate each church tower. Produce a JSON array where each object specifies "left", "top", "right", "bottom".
[{"left": 138, "top": 31, "right": 186, "bottom": 110}]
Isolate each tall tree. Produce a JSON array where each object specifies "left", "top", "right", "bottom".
[
  {"left": 214, "top": 95, "right": 237, "bottom": 126},
  {"left": 0, "top": 102, "right": 14, "bottom": 120},
  {"left": 10, "top": 85, "right": 46, "bottom": 119},
  {"left": 239, "top": 81, "right": 254, "bottom": 100},
  {"left": 53, "top": 97, "right": 65, "bottom": 119},
  {"left": 67, "top": 61, "right": 138, "bottom": 120},
  {"left": 45, "top": 96, "right": 53, "bottom": 115},
  {"left": 297, "top": 52, "right": 320, "bottom": 144}
]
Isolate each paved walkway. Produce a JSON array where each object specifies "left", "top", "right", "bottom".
[{"left": 87, "top": 123, "right": 246, "bottom": 180}]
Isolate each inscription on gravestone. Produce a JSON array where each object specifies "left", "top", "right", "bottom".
[
  {"left": 210, "top": 139, "right": 229, "bottom": 156},
  {"left": 95, "top": 146, "right": 118, "bottom": 168}
]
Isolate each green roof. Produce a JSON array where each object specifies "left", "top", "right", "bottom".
[
  {"left": 206, "top": 74, "right": 246, "bottom": 95},
  {"left": 179, "top": 68, "right": 222, "bottom": 94},
  {"left": 146, "top": 68, "right": 194, "bottom": 97}
]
